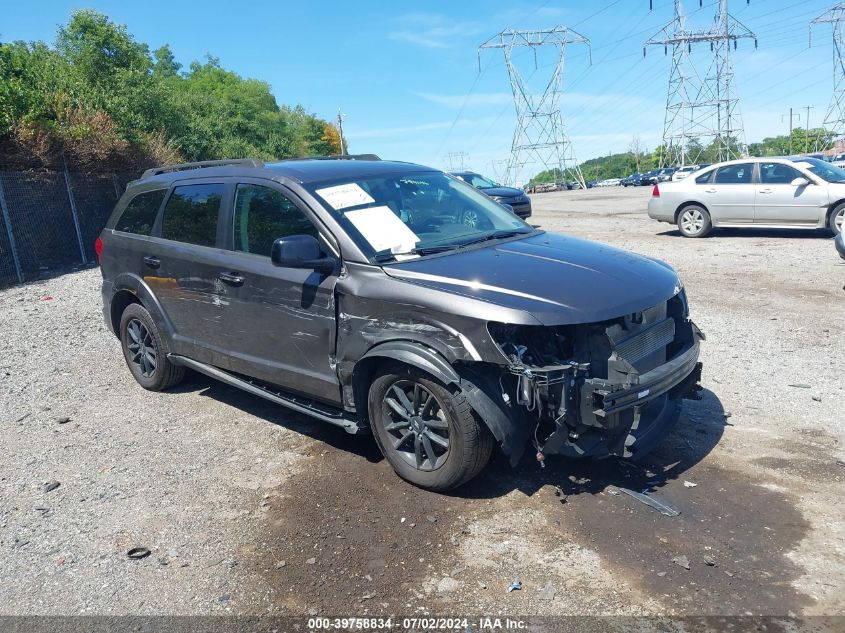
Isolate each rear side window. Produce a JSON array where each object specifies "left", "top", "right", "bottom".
[
  {"left": 233, "top": 184, "right": 318, "bottom": 257},
  {"left": 161, "top": 184, "right": 224, "bottom": 247},
  {"left": 714, "top": 163, "right": 753, "bottom": 184},
  {"left": 695, "top": 170, "right": 714, "bottom": 184},
  {"left": 115, "top": 189, "right": 166, "bottom": 235}
]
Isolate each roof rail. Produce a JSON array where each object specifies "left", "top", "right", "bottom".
[
  {"left": 141, "top": 159, "right": 264, "bottom": 179},
  {"left": 279, "top": 153, "right": 381, "bottom": 162}
]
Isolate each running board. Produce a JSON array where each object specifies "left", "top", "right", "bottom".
[{"left": 168, "top": 355, "right": 361, "bottom": 434}]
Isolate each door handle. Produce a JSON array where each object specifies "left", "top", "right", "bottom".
[
  {"left": 143, "top": 256, "right": 160, "bottom": 269},
  {"left": 704, "top": 188, "right": 717, "bottom": 193},
  {"left": 218, "top": 271, "right": 245, "bottom": 287},
  {"left": 758, "top": 188, "right": 772, "bottom": 194}
]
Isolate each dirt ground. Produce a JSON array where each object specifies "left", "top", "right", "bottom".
[{"left": 1, "top": 186, "right": 843, "bottom": 620}]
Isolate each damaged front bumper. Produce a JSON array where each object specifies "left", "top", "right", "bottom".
[{"left": 491, "top": 296, "right": 704, "bottom": 462}]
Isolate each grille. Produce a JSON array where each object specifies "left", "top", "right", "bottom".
[{"left": 614, "top": 317, "right": 675, "bottom": 364}]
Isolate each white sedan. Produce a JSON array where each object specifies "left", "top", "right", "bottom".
[{"left": 647, "top": 157, "right": 845, "bottom": 237}]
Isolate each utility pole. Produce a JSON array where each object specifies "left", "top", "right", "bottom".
[
  {"left": 336, "top": 109, "right": 346, "bottom": 155},
  {"left": 811, "top": 4, "right": 845, "bottom": 150},
  {"left": 645, "top": 0, "right": 757, "bottom": 167},
  {"left": 479, "top": 26, "right": 591, "bottom": 189},
  {"left": 782, "top": 108, "right": 800, "bottom": 154},
  {"left": 805, "top": 105, "right": 814, "bottom": 152}
]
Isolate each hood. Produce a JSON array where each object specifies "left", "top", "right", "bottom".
[
  {"left": 478, "top": 186, "right": 525, "bottom": 199},
  {"left": 383, "top": 232, "right": 681, "bottom": 326}
]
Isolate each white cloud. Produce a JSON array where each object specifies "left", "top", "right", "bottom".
[
  {"left": 414, "top": 91, "right": 512, "bottom": 108},
  {"left": 388, "top": 13, "right": 482, "bottom": 49}
]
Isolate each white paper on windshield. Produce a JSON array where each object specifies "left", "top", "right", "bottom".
[
  {"left": 794, "top": 161, "right": 813, "bottom": 170},
  {"left": 315, "top": 183, "right": 374, "bottom": 210},
  {"left": 344, "top": 206, "right": 419, "bottom": 253}
]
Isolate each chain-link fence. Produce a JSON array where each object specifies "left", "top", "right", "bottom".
[{"left": 0, "top": 168, "right": 136, "bottom": 287}]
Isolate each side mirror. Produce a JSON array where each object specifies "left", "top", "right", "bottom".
[
  {"left": 791, "top": 177, "right": 810, "bottom": 187},
  {"left": 271, "top": 234, "right": 335, "bottom": 273}
]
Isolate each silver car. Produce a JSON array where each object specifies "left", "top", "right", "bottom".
[{"left": 647, "top": 157, "right": 845, "bottom": 238}]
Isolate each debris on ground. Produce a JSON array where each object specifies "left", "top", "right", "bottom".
[
  {"left": 617, "top": 487, "right": 681, "bottom": 517},
  {"left": 305, "top": 557, "right": 316, "bottom": 565},
  {"left": 360, "top": 592, "right": 376, "bottom": 601},
  {"left": 812, "top": 395, "right": 822, "bottom": 402},
  {"left": 449, "top": 563, "right": 466, "bottom": 577},
  {"left": 672, "top": 555, "right": 690, "bottom": 570},
  {"left": 436, "top": 577, "right": 461, "bottom": 595},
  {"left": 275, "top": 560, "right": 286, "bottom": 569},
  {"left": 507, "top": 580, "right": 523, "bottom": 593},
  {"left": 127, "top": 547, "right": 151, "bottom": 560},
  {"left": 426, "top": 515, "right": 437, "bottom": 523},
  {"left": 41, "top": 481, "right": 60, "bottom": 493},
  {"left": 538, "top": 584, "right": 556, "bottom": 601},
  {"left": 788, "top": 383, "right": 811, "bottom": 389},
  {"left": 683, "top": 481, "right": 698, "bottom": 488},
  {"left": 217, "top": 593, "right": 230, "bottom": 603},
  {"left": 56, "top": 416, "right": 71, "bottom": 424},
  {"left": 704, "top": 555, "right": 717, "bottom": 567},
  {"left": 478, "top": 581, "right": 487, "bottom": 590}
]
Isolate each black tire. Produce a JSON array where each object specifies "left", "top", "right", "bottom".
[
  {"left": 829, "top": 202, "right": 845, "bottom": 236},
  {"left": 676, "top": 204, "right": 712, "bottom": 238},
  {"left": 119, "top": 302, "right": 185, "bottom": 391},
  {"left": 368, "top": 364, "right": 493, "bottom": 491}
]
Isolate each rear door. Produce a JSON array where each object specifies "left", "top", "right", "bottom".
[
  {"left": 146, "top": 180, "right": 231, "bottom": 365},
  {"left": 214, "top": 180, "right": 341, "bottom": 404},
  {"left": 754, "top": 161, "right": 825, "bottom": 225},
  {"left": 701, "top": 162, "right": 756, "bottom": 223}
]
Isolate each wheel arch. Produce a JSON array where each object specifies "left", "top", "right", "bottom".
[
  {"left": 110, "top": 273, "right": 176, "bottom": 344},
  {"left": 351, "top": 341, "right": 530, "bottom": 466},
  {"left": 825, "top": 198, "right": 845, "bottom": 228},
  {"left": 673, "top": 200, "right": 709, "bottom": 223}
]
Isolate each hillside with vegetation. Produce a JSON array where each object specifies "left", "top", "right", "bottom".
[
  {"left": 528, "top": 128, "right": 837, "bottom": 186},
  {"left": 0, "top": 10, "right": 342, "bottom": 171}
]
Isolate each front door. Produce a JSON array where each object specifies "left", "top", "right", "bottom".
[
  {"left": 754, "top": 162, "right": 825, "bottom": 225},
  {"left": 215, "top": 181, "right": 341, "bottom": 404},
  {"left": 701, "top": 162, "right": 756, "bottom": 224}
]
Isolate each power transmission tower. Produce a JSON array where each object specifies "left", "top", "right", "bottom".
[
  {"left": 489, "top": 159, "right": 510, "bottom": 184},
  {"left": 444, "top": 151, "right": 469, "bottom": 171},
  {"left": 479, "top": 27, "right": 590, "bottom": 188},
  {"left": 646, "top": 1, "right": 756, "bottom": 167},
  {"left": 811, "top": 4, "right": 845, "bottom": 150}
]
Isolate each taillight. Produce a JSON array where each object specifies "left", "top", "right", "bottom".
[
  {"left": 94, "top": 237, "right": 104, "bottom": 264},
  {"left": 652, "top": 184, "right": 660, "bottom": 197}
]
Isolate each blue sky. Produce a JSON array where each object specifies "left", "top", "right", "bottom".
[{"left": 1, "top": 0, "right": 836, "bottom": 177}]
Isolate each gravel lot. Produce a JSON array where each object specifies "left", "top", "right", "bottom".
[{"left": 1, "top": 185, "right": 843, "bottom": 618}]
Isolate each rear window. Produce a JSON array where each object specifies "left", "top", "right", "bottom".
[
  {"left": 161, "top": 184, "right": 224, "bottom": 247},
  {"left": 115, "top": 189, "right": 166, "bottom": 235}
]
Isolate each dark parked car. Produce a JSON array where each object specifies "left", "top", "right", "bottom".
[
  {"left": 639, "top": 169, "right": 662, "bottom": 186},
  {"left": 450, "top": 171, "right": 532, "bottom": 220},
  {"left": 98, "top": 157, "right": 703, "bottom": 491},
  {"left": 621, "top": 173, "right": 642, "bottom": 187}
]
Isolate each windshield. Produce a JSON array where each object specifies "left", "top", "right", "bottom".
[
  {"left": 309, "top": 171, "right": 533, "bottom": 261},
  {"left": 793, "top": 157, "right": 845, "bottom": 183}
]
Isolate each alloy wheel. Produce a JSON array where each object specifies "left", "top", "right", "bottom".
[
  {"left": 835, "top": 208, "right": 844, "bottom": 234},
  {"left": 680, "top": 208, "right": 704, "bottom": 235},
  {"left": 126, "top": 318, "right": 157, "bottom": 378},
  {"left": 381, "top": 380, "right": 450, "bottom": 471},
  {"left": 462, "top": 210, "right": 479, "bottom": 228}
]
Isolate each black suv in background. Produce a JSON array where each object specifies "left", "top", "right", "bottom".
[
  {"left": 98, "top": 157, "right": 703, "bottom": 490},
  {"left": 449, "top": 171, "right": 532, "bottom": 220}
]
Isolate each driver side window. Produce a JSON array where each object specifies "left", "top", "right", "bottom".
[{"left": 233, "top": 184, "right": 318, "bottom": 257}]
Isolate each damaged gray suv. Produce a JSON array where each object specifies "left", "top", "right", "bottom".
[{"left": 97, "top": 157, "right": 703, "bottom": 490}]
